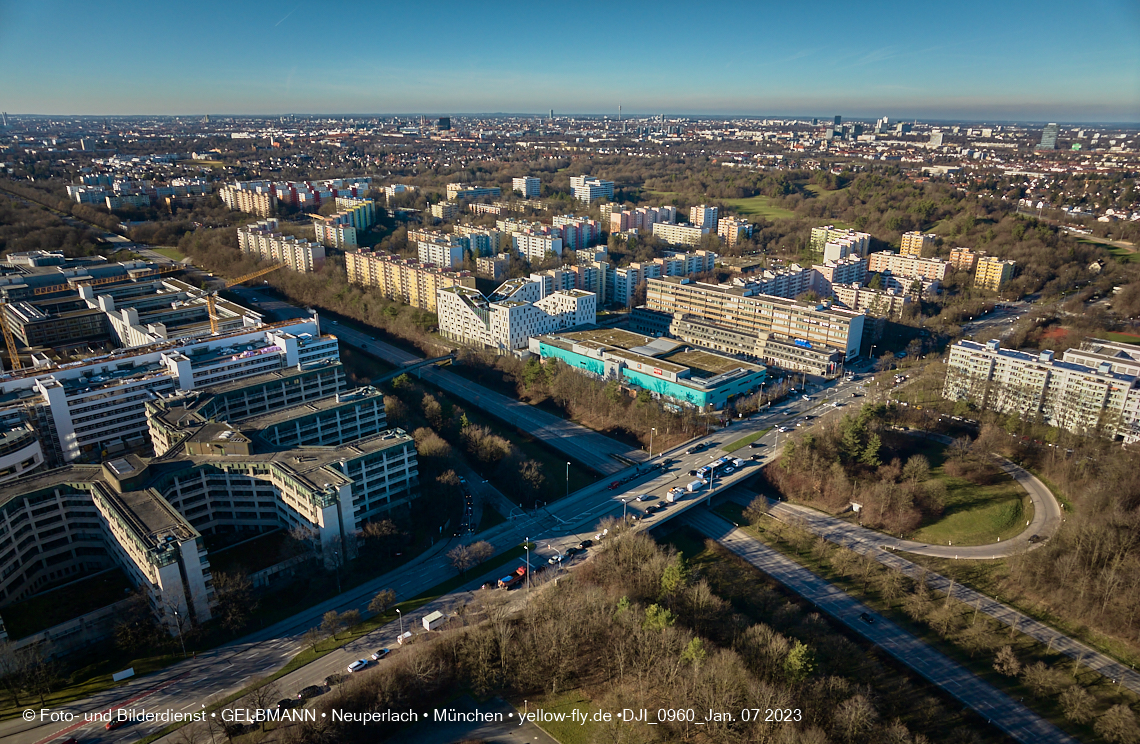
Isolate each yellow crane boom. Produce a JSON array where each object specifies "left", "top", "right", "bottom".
[
  {"left": 0, "top": 302, "right": 21, "bottom": 371},
  {"left": 208, "top": 264, "right": 286, "bottom": 334}
]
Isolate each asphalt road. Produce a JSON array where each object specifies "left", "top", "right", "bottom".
[
  {"left": 686, "top": 510, "right": 1079, "bottom": 744},
  {"left": 319, "top": 315, "right": 650, "bottom": 475}
]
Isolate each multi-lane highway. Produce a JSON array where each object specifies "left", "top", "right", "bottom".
[{"left": 686, "top": 510, "right": 1079, "bottom": 744}]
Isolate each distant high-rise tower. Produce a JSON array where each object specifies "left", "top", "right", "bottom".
[
  {"left": 550, "top": 109, "right": 554, "bottom": 120},
  {"left": 437, "top": 117, "right": 451, "bottom": 131},
  {"left": 203, "top": 113, "right": 209, "bottom": 124},
  {"left": 1036, "top": 123, "right": 1058, "bottom": 151},
  {"left": 834, "top": 115, "right": 842, "bottom": 126},
  {"left": 1, "top": 112, "right": 7, "bottom": 127}
]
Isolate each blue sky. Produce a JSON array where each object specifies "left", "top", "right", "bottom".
[{"left": 1, "top": 0, "right": 1138, "bottom": 122}]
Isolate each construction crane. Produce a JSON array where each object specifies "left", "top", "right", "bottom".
[
  {"left": 0, "top": 302, "right": 20, "bottom": 372},
  {"left": 206, "top": 264, "right": 285, "bottom": 334}
]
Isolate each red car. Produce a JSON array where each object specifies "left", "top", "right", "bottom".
[
  {"left": 608, "top": 481, "right": 620, "bottom": 489},
  {"left": 106, "top": 718, "right": 127, "bottom": 730}
]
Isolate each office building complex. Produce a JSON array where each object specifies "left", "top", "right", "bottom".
[
  {"left": 530, "top": 329, "right": 766, "bottom": 411},
  {"left": 446, "top": 183, "right": 501, "bottom": 201},
  {"left": 437, "top": 280, "right": 595, "bottom": 352},
  {"left": 689, "top": 205, "right": 719, "bottom": 230},
  {"left": 345, "top": 250, "right": 476, "bottom": 313},
  {"left": 652, "top": 222, "right": 709, "bottom": 246},
  {"left": 717, "top": 216, "right": 752, "bottom": 246},
  {"left": 899, "top": 231, "right": 937, "bottom": 257},
  {"left": 1037, "top": 123, "right": 1059, "bottom": 151},
  {"left": 943, "top": 339, "right": 1140, "bottom": 444},
  {"left": 645, "top": 276, "right": 865, "bottom": 362},
  {"left": 237, "top": 219, "right": 326, "bottom": 272},
  {"left": 0, "top": 319, "right": 335, "bottom": 469},
  {"left": 974, "top": 255, "right": 1016, "bottom": 291},
  {"left": 513, "top": 176, "right": 540, "bottom": 198},
  {"left": 570, "top": 175, "right": 614, "bottom": 204}
]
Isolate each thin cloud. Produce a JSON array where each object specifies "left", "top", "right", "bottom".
[{"left": 275, "top": 5, "right": 300, "bottom": 27}]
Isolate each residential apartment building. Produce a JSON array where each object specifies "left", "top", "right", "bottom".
[
  {"left": 689, "top": 205, "right": 719, "bottom": 230},
  {"left": 455, "top": 225, "right": 501, "bottom": 256},
  {"left": 345, "top": 250, "right": 476, "bottom": 313},
  {"left": 430, "top": 201, "right": 460, "bottom": 221},
  {"left": 237, "top": 219, "right": 326, "bottom": 272},
  {"left": 949, "top": 246, "right": 981, "bottom": 272},
  {"left": 312, "top": 218, "right": 357, "bottom": 249},
  {"left": 645, "top": 276, "right": 865, "bottom": 361},
  {"left": 809, "top": 226, "right": 871, "bottom": 260},
  {"left": 513, "top": 176, "right": 540, "bottom": 198},
  {"left": 900, "top": 231, "right": 937, "bottom": 257},
  {"left": 866, "top": 251, "right": 949, "bottom": 282},
  {"left": 512, "top": 231, "right": 563, "bottom": 263},
  {"left": 829, "top": 284, "right": 911, "bottom": 318},
  {"left": 476, "top": 253, "right": 510, "bottom": 281},
  {"left": 437, "top": 281, "right": 596, "bottom": 352},
  {"left": 975, "top": 256, "right": 1016, "bottom": 291},
  {"left": 446, "top": 184, "right": 501, "bottom": 201},
  {"left": 417, "top": 239, "right": 466, "bottom": 269},
  {"left": 811, "top": 257, "right": 868, "bottom": 295},
  {"left": 222, "top": 178, "right": 370, "bottom": 215},
  {"left": 652, "top": 222, "right": 709, "bottom": 246},
  {"left": 717, "top": 216, "right": 753, "bottom": 246},
  {"left": 570, "top": 175, "right": 614, "bottom": 204},
  {"left": 552, "top": 215, "right": 602, "bottom": 250},
  {"left": 606, "top": 204, "right": 677, "bottom": 234},
  {"left": 1063, "top": 338, "right": 1140, "bottom": 378},
  {"left": 943, "top": 339, "right": 1140, "bottom": 444}
]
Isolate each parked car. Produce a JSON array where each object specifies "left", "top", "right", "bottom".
[
  {"left": 859, "top": 612, "right": 876, "bottom": 625},
  {"left": 297, "top": 685, "right": 323, "bottom": 701},
  {"left": 277, "top": 699, "right": 295, "bottom": 711},
  {"left": 371, "top": 648, "right": 391, "bottom": 661},
  {"left": 347, "top": 659, "right": 370, "bottom": 673},
  {"left": 577, "top": 539, "right": 593, "bottom": 549},
  {"left": 480, "top": 580, "right": 497, "bottom": 590}
]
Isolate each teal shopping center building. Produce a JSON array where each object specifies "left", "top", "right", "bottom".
[{"left": 529, "top": 329, "right": 766, "bottom": 411}]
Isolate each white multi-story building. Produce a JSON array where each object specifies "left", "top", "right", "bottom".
[
  {"left": 237, "top": 219, "right": 327, "bottom": 272},
  {"left": 811, "top": 257, "right": 868, "bottom": 295},
  {"left": 570, "top": 175, "right": 614, "bottom": 204},
  {"left": 652, "top": 222, "right": 709, "bottom": 246},
  {"left": 689, "top": 205, "right": 719, "bottom": 230},
  {"left": 437, "top": 281, "right": 596, "bottom": 352},
  {"left": 446, "top": 184, "right": 501, "bottom": 201},
  {"left": 606, "top": 204, "right": 677, "bottom": 233},
  {"left": 512, "top": 232, "right": 563, "bottom": 263},
  {"left": 866, "top": 251, "right": 949, "bottom": 283},
  {"left": 943, "top": 339, "right": 1140, "bottom": 443},
  {"left": 717, "top": 216, "right": 752, "bottom": 246},
  {"left": 418, "top": 239, "right": 466, "bottom": 268},
  {"left": 513, "top": 176, "right": 541, "bottom": 198},
  {"left": 0, "top": 320, "right": 337, "bottom": 466},
  {"left": 810, "top": 226, "right": 870, "bottom": 261}
]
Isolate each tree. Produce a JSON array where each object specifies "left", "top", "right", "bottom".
[
  {"left": 212, "top": 571, "right": 255, "bottom": 634},
  {"left": 23, "top": 645, "right": 60, "bottom": 706},
  {"left": 368, "top": 589, "right": 397, "bottom": 616},
  {"left": 340, "top": 609, "right": 361, "bottom": 632},
  {"left": 448, "top": 544, "right": 475, "bottom": 575},
  {"left": 860, "top": 434, "right": 882, "bottom": 467},
  {"left": 302, "top": 627, "right": 325, "bottom": 652},
  {"left": 320, "top": 610, "right": 346, "bottom": 639},
  {"left": 783, "top": 640, "right": 815, "bottom": 683},
  {"left": 246, "top": 677, "right": 280, "bottom": 730},
  {"left": 902, "top": 454, "right": 931, "bottom": 484},
  {"left": 993, "top": 645, "right": 1021, "bottom": 677},
  {"left": 1021, "top": 661, "right": 1065, "bottom": 698},
  {"left": 643, "top": 604, "right": 676, "bottom": 631},
  {"left": 0, "top": 641, "right": 30, "bottom": 707},
  {"left": 1095, "top": 704, "right": 1140, "bottom": 744},
  {"left": 1059, "top": 684, "right": 1095, "bottom": 724},
  {"left": 680, "top": 637, "right": 706, "bottom": 668},
  {"left": 361, "top": 519, "right": 403, "bottom": 558},
  {"left": 660, "top": 553, "right": 688, "bottom": 597}
]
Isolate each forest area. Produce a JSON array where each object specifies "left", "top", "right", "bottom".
[{"left": 277, "top": 530, "right": 1004, "bottom": 744}]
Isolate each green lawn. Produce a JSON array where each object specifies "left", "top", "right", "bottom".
[
  {"left": 152, "top": 246, "right": 186, "bottom": 261},
  {"left": 803, "top": 184, "right": 849, "bottom": 197},
  {"left": 1105, "top": 245, "right": 1140, "bottom": 263},
  {"left": 1102, "top": 331, "right": 1140, "bottom": 345},
  {"left": 899, "top": 440, "right": 1033, "bottom": 546},
  {"left": 720, "top": 195, "right": 796, "bottom": 221},
  {"left": 521, "top": 692, "right": 600, "bottom": 744},
  {"left": 723, "top": 427, "right": 771, "bottom": 453}
]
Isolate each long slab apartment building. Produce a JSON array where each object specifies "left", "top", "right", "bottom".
[
  {"left": 0, "top": 323, "right": 420, "bottom": 643},
  {"left": 641, "top": 276, "right": 865, "bottom": 375},
  {"left": 943, "top": 338, "right": 1140, "bottom": 444}
]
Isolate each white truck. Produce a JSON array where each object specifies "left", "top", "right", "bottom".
[
  {"left": 667, "top": 487, "right": 685, "bottom": 502},
  {"left": 686, "top": 479, "right": 706, "bottom": 493},
  {"left": 422, "top": 611, "right": 447, "bottom": 631}
]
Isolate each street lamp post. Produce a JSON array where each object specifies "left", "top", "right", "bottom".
[
  {"left": 649, "top": 428, "right": 656, "bottom": 459},
  {"left": 396, "top": 608, "right": 403, "bottom": 636},
  {"left": 524, "top": 538, "right": 531, "bottom": 591},
  {"left": 333, "top": 549, "right": 341, "bottom": 594},
  {"left": 565, "top": 462, "right": 570, "bottom": 501}
]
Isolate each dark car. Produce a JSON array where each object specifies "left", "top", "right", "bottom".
[
  {"left": 859, "top": 612, "right": 876, "bottom": 625},
  {"left": 751, "top": 454, "right": 762, "bottom": 461},
  {"left": 1027, "top": 534, "right": 1043, "bottom": 544},
  {"left": 298, "top": 685, "right": 323, "bottom": 701},
  {"left": 608, "top": 481, "right": 620, "bottom": 490},
  {"left": 565, "top": 546, "right": 582, "bottom": 557},
  {"left": 749, "top": 442, "right": 764, "bottom": 449},
  {"left": 480, "top": 580, "right": 497, "bottom": 590},
  {"left": 577, "top": 539, "right": 593, "bottom": 549},
  {"left": 689, "top": 469, "right": 699, "bottom": 476},
  {"left": 277, "top": 698, "right": 295, "bottom": 711},
  {"left": 661, "top": 458, "right": 674, "bottom": 466}
]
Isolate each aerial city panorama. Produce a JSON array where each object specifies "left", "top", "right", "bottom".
[{"left": 0, "top": 1, "right": 1138, "bottom": 743}]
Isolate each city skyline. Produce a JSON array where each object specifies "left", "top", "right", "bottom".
[{"left": 0, "top": 0, "right": 1137, "bottom": 122}]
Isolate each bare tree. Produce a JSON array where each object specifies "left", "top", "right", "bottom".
[
  {"left": 320, "top": 611, "right": 345, "bottom": 640},
  {"left": 212, "top": 571, "right": 256, "bottom": 633},
  {"left": 368, "top": 589, "right": 397, "bottom": 616},
  {"left": 301, "top": 627, "right": 324, "bottom": 652},
  {"left": 1095, "top": 704, "right": 1140, "bottom": 744},
  {"left": 0, "top": 641, "right": 31, "bottom": 707},
  {"left": 340, "top": 609, "right": 361, "bottom": 634},
  {"left": 246, "top": 676, "right": 280, "bottom": 729},
  {"left": 1059, "top": 684, "right": 1095, "bottom": 724},
  {"left": 992, "top": 645, "right": 1021, "bottom": 677}
]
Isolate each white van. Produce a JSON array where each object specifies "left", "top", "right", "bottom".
[{"left": 686, "top": 479, "right": 706, "bottom": 493}]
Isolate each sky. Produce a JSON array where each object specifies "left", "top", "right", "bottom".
[{"left": 1, "top": 0, "right": 1138, "bottom": 123}]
